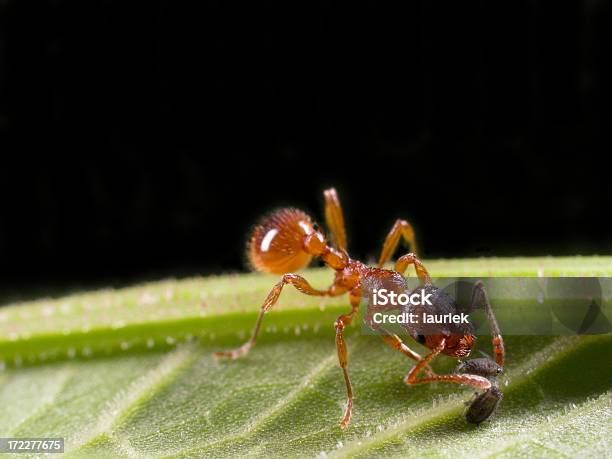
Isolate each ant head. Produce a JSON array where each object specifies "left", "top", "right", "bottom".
[
  {"left": 440, "top": 334, "right": 474, "bottom": 358},
  {"left": 248, "top": 208, "right": 326, "bottom": 274}
]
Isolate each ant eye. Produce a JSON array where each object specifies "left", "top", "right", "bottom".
[
  {"left": 313, "top": 223, "right": 320, "bottom": 232},
  {"left": 416, "top": 334, "right": 426, "bottom": 344}
]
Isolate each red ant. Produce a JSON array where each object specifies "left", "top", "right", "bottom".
[{"left": 214, "top": 188, "right": 505, "bottom": 427}]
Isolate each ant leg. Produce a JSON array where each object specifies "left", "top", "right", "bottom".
[
  {"left": 394, "top": 253, "right": 432, "bottom": 284},
  {"left": 324, "top": 187, "right": 348, "bottom": 251},
  {"left": 362, "top": 295, "right": 432, "bottom": 372},
  {"left": 379, "top": 331, "right": 435, "bottom": 377},
  {"left": 363, "top": 308, "right": 434, "bottom": 376},
  {"left": 214, "top": 274, "right": 345, "bottom": 360},
  {"left": 335, "top": 290, "right": 361, "bottom": 428},
  {"left": 405, "top": 338, "right": 491, "bottom": 390},
  {"left": 380, "top": 333, "right": 422, "bottom": 361},
  {"left": 471, "top": 281, "right": 505, "bottom": 367},
  {"left": 452, "top": 283, "right": 504, "bottom": 424},
  {"left": 378, "top": 219, "right": 418, "bottom": 267}
]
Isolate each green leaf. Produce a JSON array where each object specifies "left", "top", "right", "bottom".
[{"left": 0, "top": 257, "right": 610, "bottom": 458}]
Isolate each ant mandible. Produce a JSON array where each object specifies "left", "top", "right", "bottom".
[{"left": 214, "top": 188, "right": 505, "bottom": 428}]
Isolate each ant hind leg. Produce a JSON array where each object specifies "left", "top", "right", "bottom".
[
  {"left": 324, "top": 188, "right": 348, "bottom": 251},
  {"left": 378, "top": 219, "right": 418, "bottom": 268},
  {"left": 394, "top": 253, "right": 432, "bottom": 285}
]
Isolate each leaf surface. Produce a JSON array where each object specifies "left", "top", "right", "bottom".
[{"left": 0, "top": 257, "right": 610, "bottom": 458}]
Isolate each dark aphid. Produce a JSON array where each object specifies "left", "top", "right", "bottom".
[
  {"left": 455, "top": 357, "right": 503, "bottom": 378},
  {"left": 466, "top": 385, "right": 503, "bottom": 424}
]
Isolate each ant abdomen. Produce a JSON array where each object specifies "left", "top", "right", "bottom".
[{"left": 248, "top": 208, "right": 315, "bottom": 274}]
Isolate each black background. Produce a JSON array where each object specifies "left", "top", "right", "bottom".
[{"left": 0, "top": 2, "right": 611, "bottom": 300}]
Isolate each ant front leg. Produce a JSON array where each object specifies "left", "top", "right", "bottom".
[
  {"left": 470, "top": 280, "right": 505, "bottom": 367},
  {"left": 214, "top": 274, "right": 345, "bottom": 360},
  {"left": 453, "top": 282, "right": 505, "bottom": 424},
  {"left": 335, "top": 290, "right": 361, "bottom": 429},
  {"left": 406, "top": 338, "right": 491, "bottom": 390},
  {"left": 378, "top": 331, "right": 435, "bottom": 377},
  {"left": 378, "top": 219, "right": 418, "bottom": 268},
  {"left": 324, "top": 187, "right": 348, "bottom": 251},
  {"left": 379, "top": 332, "right": 422, "bottom": 362},
  {"left": 362, "top": 306, "right": 433, "bottom": 375}
]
